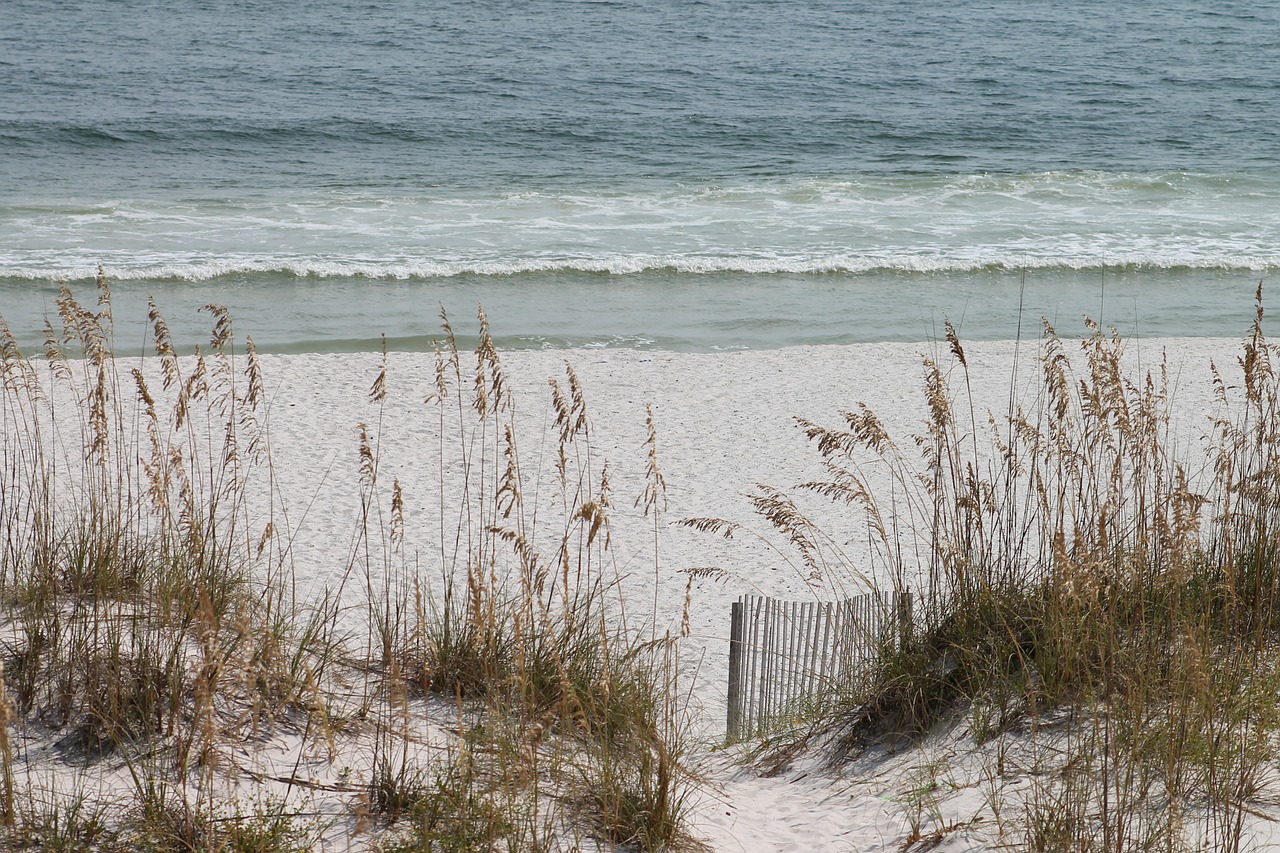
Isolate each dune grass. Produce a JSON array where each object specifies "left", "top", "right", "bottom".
[
  {"left": 354, "top": 311, "right": 700, "bottom": 852},
  {"left": 0, "top": 274, "right": 698, "bottom": 851},
  {"left": 743, "top": 288, "right": 1280, "bottom": 850}
]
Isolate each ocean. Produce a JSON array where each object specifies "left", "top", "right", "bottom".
[{"left": 3, "top": 0, "right": 1279, "bottom": 353}]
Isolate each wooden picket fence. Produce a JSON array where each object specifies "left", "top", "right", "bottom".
[{"left": 726, "top": 590, "right": 912, "bottom": 741}]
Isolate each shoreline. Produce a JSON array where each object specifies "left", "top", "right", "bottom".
[{"left": 1, "top": 266, "right": 1269, "bottom": 357}]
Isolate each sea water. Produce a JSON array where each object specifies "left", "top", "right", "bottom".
[{"left": 3, "top": 0, "right": 1279, "bottom": 352}]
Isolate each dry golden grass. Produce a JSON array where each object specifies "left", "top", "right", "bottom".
[
  {"left": 738, "top": 286, "right": 1280, "bottom": 851},
  {"left": 0, "top": 275, "right": 700, "bottom": 851}
]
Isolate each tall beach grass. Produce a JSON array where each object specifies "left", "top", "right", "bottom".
[
  {"left": 0, "top": 274, "right": 699, "bottom": 851},
  {"left": 747, "top": 287, "right": 1280, "bottom": 850}
]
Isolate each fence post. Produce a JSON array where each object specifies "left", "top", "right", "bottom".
[
  {"left": 897, "top": 586, "right": 912, "bottom": 650},
  {"left": 727, "top": 598, "right": 744, "bottom": 741}
]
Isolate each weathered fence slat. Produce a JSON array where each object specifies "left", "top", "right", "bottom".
[
  {"left": 726, "top": 588, "right": 912, "bottom": 742},
  {"left": 747, "top": 595, "right": 763, "bottom": 736},
  {"left": 727, "top": 599, "right": 744, "bottom": 740}
]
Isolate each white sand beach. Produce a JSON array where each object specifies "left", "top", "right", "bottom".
[{"left": 10, "top": 330, "right": 1278, "bottom": 851}]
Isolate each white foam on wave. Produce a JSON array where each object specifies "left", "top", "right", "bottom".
[
  {"left": 3, "top": 249, "right": 1279, "bottom": 283},
  {"left": 4, "top": 169, "right": 1279, "bottom": 283}
]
